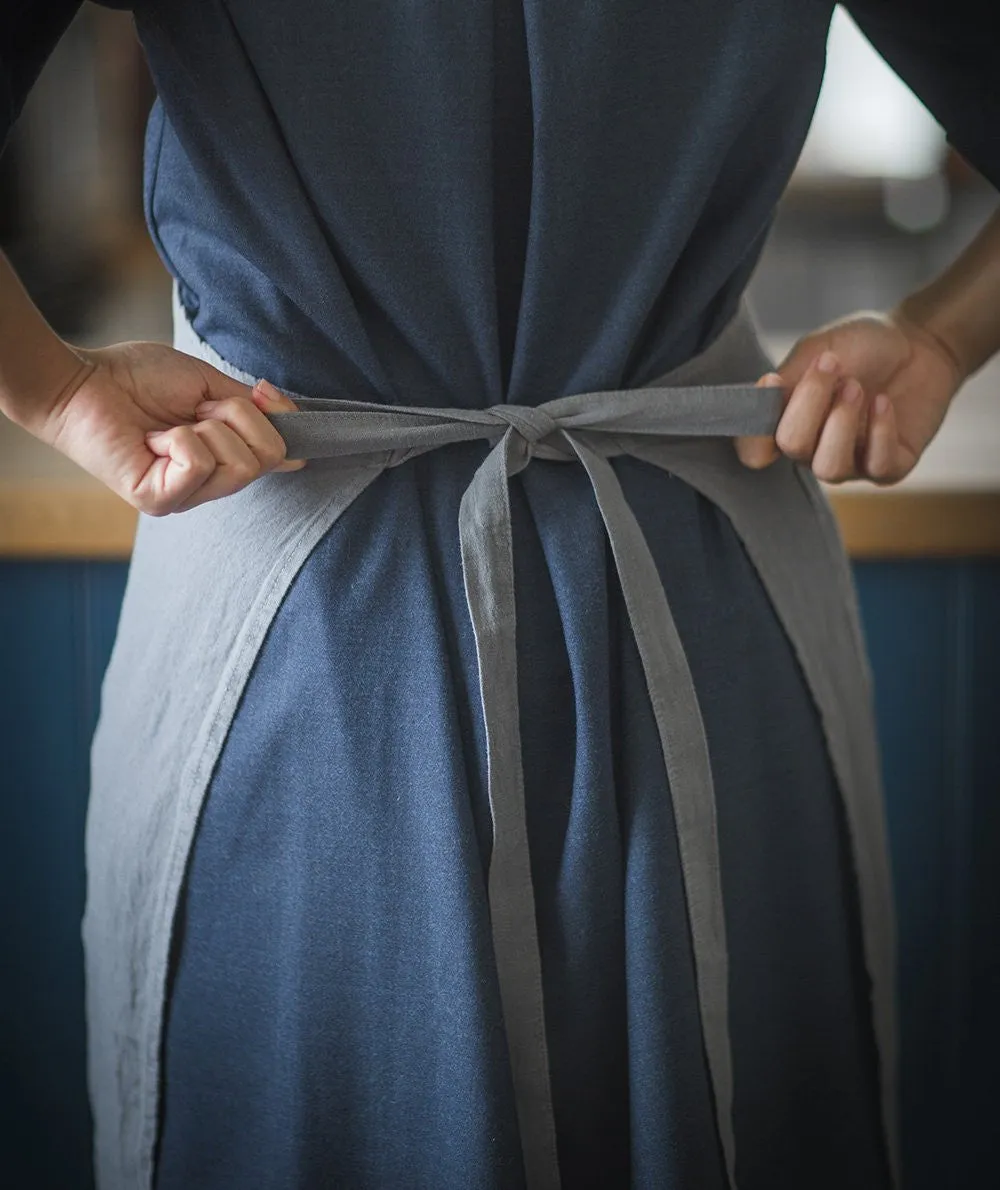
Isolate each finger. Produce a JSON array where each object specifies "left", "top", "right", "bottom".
[
  {"left": 170, "top": 419, "right": 264, "bottom": 512},
  {"left": 249, "top": 377, "right": 298, "bottom": 412},
  {"left": 810, "top": 377, "right": 865, "bottom": 482},
  {"left": 776, "top": 335, "right": 831, "bottom": 391},
  {"left": 193, "top": 390, "right": 296, "bottom": 474},
  {"left": 193, "top": 363, "right": 307, "bottom": 473},
  {"left": 248, "top": 378, "right": 307, "bottom": 471},
  {"left": 195, "top": 361, "right": 260, "bottom": 405},
  {"left": 862, "top": 393, "right": 915, "bottom": 486},
  {"left": 734, "top": 372, "right": 783, "bottom": 468},
  {"left": 774, "top": 350, "right": 842, "bottom": 462},
  {"left": 139, "top": 424, "right": 220, "bottom": 515}
]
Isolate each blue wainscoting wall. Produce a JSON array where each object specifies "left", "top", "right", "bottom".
[
  {"left": 1, "top": 562, "right": 128, "bottom": 1190},
  {"left": 861, "top": 561, "right": 1000, "bottom": 1190},
  {"left": 1, "top": 558, "right": 998, "bottom": 1188}
]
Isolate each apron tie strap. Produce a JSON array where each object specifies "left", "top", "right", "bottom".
[{"left": 266, "top": 380, "right": 785, "bottom": 1189}]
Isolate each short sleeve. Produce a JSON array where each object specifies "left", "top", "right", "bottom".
[
  {"left": 1, "top": 2, "right": 83, "bottom": 155},
  {"left": 844, "top": 0, "right": 1000, "bottom": 189},
  {"left": 1, "top": 2, "right": 134, "bottom": 157}
]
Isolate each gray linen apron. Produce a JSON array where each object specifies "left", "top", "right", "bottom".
[{"left": 82, "top": 283, "right": 899, "bottom": 1189}]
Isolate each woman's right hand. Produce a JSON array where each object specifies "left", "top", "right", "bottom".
[{"left": 28, "top": 340, "right": 306, "bottom": 515}]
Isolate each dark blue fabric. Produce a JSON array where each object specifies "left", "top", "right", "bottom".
[
  {"left": 124, "top": 0, "right": 994, "bottom": 406},
  {"left": 156, "top": 450, "right": 889, "bottom": 1189},
  {"left": 4, "top": 3, "right": 996, "bottom": 1186}
]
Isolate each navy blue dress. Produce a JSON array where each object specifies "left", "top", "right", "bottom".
[{"left": 3, "top": 3, "right": 997, "bottom": 1187}]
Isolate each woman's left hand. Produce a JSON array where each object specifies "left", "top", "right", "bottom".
[{"left": 735, "top": 308, "right": 965, "bottom": 484}]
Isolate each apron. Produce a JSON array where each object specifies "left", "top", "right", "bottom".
[{"left": 83, "top": 283, "right": 899, "bottom": 1189}]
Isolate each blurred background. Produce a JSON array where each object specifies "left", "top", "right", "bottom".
[{"left": 1, "top": 4, "right": 998, "bottom": 1188}]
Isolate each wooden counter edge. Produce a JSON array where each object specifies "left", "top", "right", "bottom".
[
  {"left": 828, "top": 489, "right": 1000, "bottom": 558},
  {"left": 0, "top": 483, "right": 138, "bottom": 559},
  {"left": 2, "top": 481, "right": 1000, "bottom": 560}
]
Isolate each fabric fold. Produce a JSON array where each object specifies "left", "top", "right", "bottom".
[{"left": 248, "top": 382, "right": 782, "bottom": 1189}]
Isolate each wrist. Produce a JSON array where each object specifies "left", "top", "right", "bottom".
[
  {"left": 891, "top": 293, "right": 968, "bottom": 388},
  {"left": 1, "top": 339, "right": 97, "bottom": 441},
  {"left": 892, "top": 208, "right": 1000, "bottom": 384}
]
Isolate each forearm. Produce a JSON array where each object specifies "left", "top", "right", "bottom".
[
  {"left": 0, "top": 248, "right": 93, "bottom": 436},
  {"left": 895, "top": 207, "right": 1000, "bottom": 383}
]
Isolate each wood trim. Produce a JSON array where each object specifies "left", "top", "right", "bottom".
[
  {"left": 1, "top": 483, "right": 1000, "bottom": 561},
  {"left": 828, "top": 490, "right": 1000, "bottom": 558},
  {"left": 0, "top": 483, "right": 137, "bottom": 559}
]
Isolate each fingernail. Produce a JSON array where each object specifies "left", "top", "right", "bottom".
[
  {"left": 195, "top": 400, "right": 218, "bottom": 413},
  {"left": 843, "top": 379, "right": 862, "bottom": 403},
  {"left": 145, "top": 429, "right": 163, "bottom": 439},
  {"left": 817, "top": 351, "right": 839, "bottom": 374},
  {"left": 875, "top": 394, "right": 891, "bottom": 415}
]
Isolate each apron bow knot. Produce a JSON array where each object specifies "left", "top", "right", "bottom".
[
  {"left": 263, "top": 379, "right": 789, "bottom": 1190},
  {"left": 489, "top": 403, "right": 561, "bottom": 448}
]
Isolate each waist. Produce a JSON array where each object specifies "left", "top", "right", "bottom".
[{"left": 171, "top": 283, "right": 783, "bottom": 465}]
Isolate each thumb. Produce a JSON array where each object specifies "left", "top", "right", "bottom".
[
  {"left": 776, "top": 332, "right": 829, "bottom": 391},
  {"left": 248, "top": 376, "right": 300, "bottom": 412},
  {"left": 249, "top": 377, "right": 307, "bottom": 471},
  {"left": 734, "top": 372, "right": 783, "bottom": 469}
]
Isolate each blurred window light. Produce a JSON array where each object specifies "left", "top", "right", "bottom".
[{"left": 794, "top": 6, "right": 947, "bottom": 180}]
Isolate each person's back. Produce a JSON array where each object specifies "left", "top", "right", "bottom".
[{"left": 2, "top": 3, "right": 998, "bottom": 1188}]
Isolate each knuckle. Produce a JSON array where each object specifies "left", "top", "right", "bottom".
[
  {"left": 233, "top": 459, "right": 260, "bottom": 485},
  {"left": 735, "top": 436, "right": 775, "bottom": 470},
  {"left": 812, "top": 458, "right": 846, "bottom": 483},
  {"left": 189, "top": 450, "right": 217, "bottom": 478},
  {"left": 775, "top": 428, "right": 810, "bottom": 461},
  {"left": 863, "top": 446, "right": 894, "bottom": 481},
  {"left": 136, "top": 492, "right": 177, "bottom": 517},
  {"left": 261, "top": 440, "right": 286, "bottom": 469},
  {"left": 193, "top": 418, "right": 221, "bottom": 441}
]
